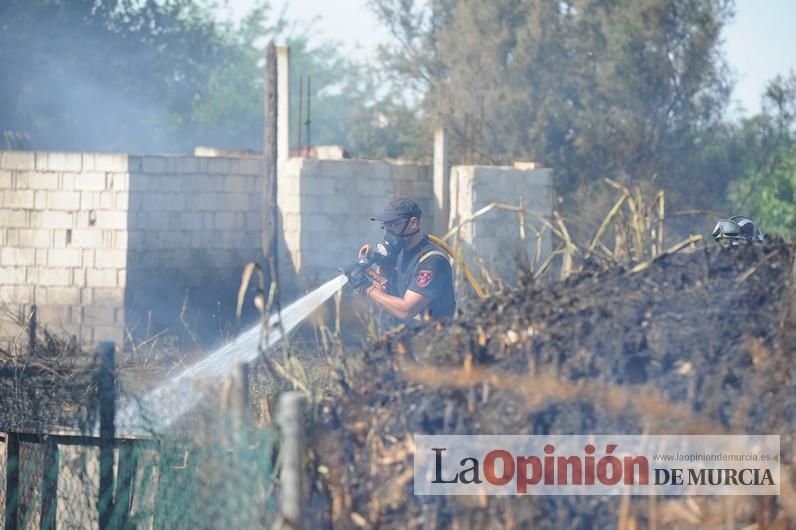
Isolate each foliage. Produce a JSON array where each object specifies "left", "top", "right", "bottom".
[
  {"left": 0, "top": 0, "right": 377, "bottom": 155},
  {"left": 368, "top": 0, "right": 735, "bottom": 203},
  {"left": 729, "top": 74, "right": 796, "bottom": 238}
]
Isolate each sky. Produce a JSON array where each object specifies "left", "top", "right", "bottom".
[{"left": 222, "top": 0, "right": 796, "bottom": 117}]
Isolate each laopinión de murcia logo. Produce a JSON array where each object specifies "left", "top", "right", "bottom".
[{"left": 414, "top": 435, "right": 779, "bottom": 496}]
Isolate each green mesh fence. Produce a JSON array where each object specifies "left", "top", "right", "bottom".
[{"left": 1, "top": 425, "right": 278, "bottom": 530}]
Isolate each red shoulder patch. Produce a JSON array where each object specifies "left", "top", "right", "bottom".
[{"left": 415, "top": 269, "right": 433, "bottom": 288}]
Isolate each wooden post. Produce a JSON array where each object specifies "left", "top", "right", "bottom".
[
  {"left": 98, "top": 342, "right": 116, "bottom": 530},
  {"left": 4, "top": 432, "right": 20, "bottom": 530},
  {"left": 262, "top": 41, "right": 278, "bottom": 259},
  {"left": 239, "top": 362, "right": 250, "bottom": 428},
  {"left": 38, "top": 436, "right": 59, "bottom": 530},
  {"left": 27, "top": 304, "right": 37, "bottom": 355},
  {"left": 277, "top": 392, "right": 305, "bottom": 528}
]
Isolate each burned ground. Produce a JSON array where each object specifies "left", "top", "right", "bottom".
[{"left": 310, "top": 240, "right": 796, "bottom": 529}]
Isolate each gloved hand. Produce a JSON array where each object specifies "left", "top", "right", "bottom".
[{"left": 341, "top": 261, "right": 373, "bottom": 294}]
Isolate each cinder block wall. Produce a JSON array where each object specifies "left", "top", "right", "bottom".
[
  {"left": 0, "top": 151, "right": 130, "bottom": 348},
  {"left": 0, "top": 151, "right": 264, "bottom": 350},
  {"left": 278, "top": 158, "right": 434, "bottom": 288},
  {"left": 124, "top": 155, "right": 263, "bottom": 343},
  {"left": 450, "top": 166, "right": 554, "bottom": 282}
]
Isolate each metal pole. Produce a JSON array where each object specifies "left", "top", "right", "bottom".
[
  {"left": 277, "top": 392, "right": 305, "bottom": 528},
  {"left": 98, "top": 341, "right": 116, "bottom": 530}
]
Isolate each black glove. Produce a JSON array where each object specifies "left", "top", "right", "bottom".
[{"left": 341, "top": 261, "right": 373, "bottom": 294}]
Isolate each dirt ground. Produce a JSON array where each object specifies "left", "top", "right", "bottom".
[{"left": 309, "top": 240, "right": 796, "bottom": 529}]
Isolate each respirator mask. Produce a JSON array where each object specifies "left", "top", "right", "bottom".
[{"left": 381, "top": 216, "right": 419, "bottom": 257}]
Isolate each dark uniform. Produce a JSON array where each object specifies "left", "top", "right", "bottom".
[{"left": 386, "top": 234, "right": 456, "bottom": 319}]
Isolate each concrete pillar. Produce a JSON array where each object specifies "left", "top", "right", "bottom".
[
  {"left": 276, "top": 45, "right": 290, "bottom": 171},
  {"left": 433, "top": 127, "right": 450, "bottom": 236}
]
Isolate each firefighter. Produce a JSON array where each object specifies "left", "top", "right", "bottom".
[{"left": 345, "top": 197, "right": 456, "bottom": 322}]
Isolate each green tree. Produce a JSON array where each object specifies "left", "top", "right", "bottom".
[
  {"left": 368, "top": 0, "right": 735, "bottom": 203},
  {"left": 729, "top": 74, "right": 796, "bottom": 238},
  {"left": 0, "top": 0, "right": 374, "bottom": 155},
  {"left": 0, "top": 0, "right": 235, "bottom": 152}
]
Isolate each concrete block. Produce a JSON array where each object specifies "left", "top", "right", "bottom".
[
  {"left": 86, "top": 268, "right": 118, "bottom": 288},
  {"left": 60, "top": 172, "right": 77, "bottom": 190},
  {"left": 0, "top": 248, "right": 35, "bottom": 266},
  {"left": 159, "top": 175, "right": 181, "bottom": 192},
  {"left": 175, "top": 157, "right": 199, "bottom": 173},
  {"left": 48, "top": 191, "right": 81, "bottom": 210},
  {"left": 162, "top": 193, "right": 186, "bottom": 211},
  {"left": 46, "top": 286, "right": 81, "bottom": 305},
  {"left": 220, "top": 192, "right": 249, "bottom": 211},
  {"left": 82, "top": 249, "right": 94, "bottom": 267},
  {"left": 113, "top": 192, "right": 129, "bottom": 210},
  {"left": 246, "top": 212, "right": 261, "bottom": 230},
  {"left": 33, "top": 171, "right": 61, "bottom": 190},
  {"left": 83, "top": 153, "right": 128, "bottom": 173},
  {"left": 0, "top": 210, "right": 29, "bottom": 227},
  {"left": 108, "top": 172, "right": 130, "bottom": 191},
  {"left": 113, "top": 230, "right": 128, "bottom": 249},
  {"left": 5, "top": 229, "right": 18, "bottom": 246},
  {"left": 95, "top": 210, "right": 127, "bottom": 229},
  {"left": 142, "top": 156, "right": 167, "bottom": 174},
  {"left": 117, "top": 270, "right": 126, "bottom": 288},
  {"left": 240, "top": 157, "right": 261, "bottom": 175},
  {"left": 94, "top": 249, "right": 127, "bottom": 268},
  {"left": 34, "top": 190, "right": 47, "bottom": 209},
  {"left": 80, "top": 172, "right": 107, "bottom": 191},
  {"left": 207, "top": 157, "right": 230, "bottom": 174},
  {"left": 0, "top": 285, "right": 33, "bottom": 304},
  {"left": 18, "top": 229, "right": 52, "bottom": 248},
  {"left": 175, "top": 212, "right": 202, "bottom": 230},
  {"left": 80, "top": 191, "right": 99, "bottom": 210},
  {"left": 223, "top": 175, "right": 248, "bottom": 193},
  {"left": 1, "top": 151, "right": 35, "bottom": 170},
  {"left": 0, "top": 170, "right": 11, "bottom": 188},
  {"left": 4, "top": 189, "right": 34, "bottom": 208},
  {"left": 35, "top": 152, "right": 82, "bottom": 172},
  {"left": 92, "top": 287, "right": 124, "bottom": 305},
  {"left": 70, "top": 229, "right": 103, "bottom": 248},
  {"left": 34, "top": 267, "right": 72, "bottom": 286},
  {"left": 37, "top": 305, "right": 72, "bottom": 325},
  {"left": 197, "top": 192, "right": 217, "bottom": 210},
  {"left": 41, "top": 210, "right": 73, "bottom": 229},
  {"left": 71, "top": 268, "right": 86, "bottom": 286},
  {"left": 75, "top": 172, "right": 106, "bottom": 191},
  {"left": 81, "top": 305, "right": 117, "bottom": 326},
  {"left": 99, "top": 191, "right": 114, "bottom": 210},
  {"left": 0, "top": 267, "right": 27, "bottom": 284},
  {"left": 94, "top": 325, "right": 123, "bottom": 343},
  {"left": 214, "top": 212, "right": 236, "bottom": 229}
]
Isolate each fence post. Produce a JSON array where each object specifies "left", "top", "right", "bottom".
[
  {"left": 4, "top": 432, "right": 20, "bottom": 530},
  {"left": 38, "top": 435, "right": 59, "bottom": 530},
  {"left": 98, "top": 341, "right": 116, "bottom": 530},
  {"left": 277, "top": 391, "right": 305, "bottom": 529},
  {"left": 27, "top": 304, "right": 37, "bottom": 355}
]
